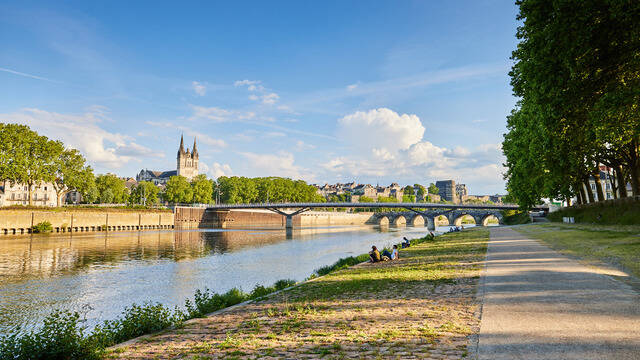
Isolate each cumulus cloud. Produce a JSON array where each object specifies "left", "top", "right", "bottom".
[
  {"left": 239, "top": 151, "right": 313, "bottom": 181},
  {"left": 192, "top": 81, "right": 206, "bottom": 96},
  {"left": 338, "top": 108, "right": 425, "bottom": 154},
  {"left": 187, "top": 105, "right": 255, "bottom": 122},
  {"left": 0, "top": 107, "right": 158, "bottom": 168},
  {"left": 234, "top": 79, "right": 260, "bottom": 88},
  {"left": 207, "top": 162, "right": 232, "bottom": 179},
  {"left": 295, "top": 140, "right": 316, "bottom": 151}
]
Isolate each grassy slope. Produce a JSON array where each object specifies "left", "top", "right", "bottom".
[
  {"left": 517, "top": 223, "right": 640, "bottom": 278},
  {"left": 109, "top": 229, "right": 489, "bottom": 360},
  {"left": 547, "top": 197, "right": 640, "bottom": 225}
]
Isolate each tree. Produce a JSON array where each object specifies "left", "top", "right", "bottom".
[
  {"left": 358, "top": 196, "right": 374, "bottom": 203},
  {"left": 51, "top": 148, "right": 94, "bottom": 206},
  {"left": 83, "top": 181, "right": 99, "bottom": 204},
  {"left": 191, "top": 174, "right": 213, "bottom": 204},
  {"left": 413, "top": 184, "right": 426, "bottom": 200},
  {"left": 428, "top": 183, "right": 439, "bottom": 195},
  {"left": 129, "top": 181, "right": 159, "bottom": 206},
  {"left": 164, "top": 175, "right": 193, "bottom": 204},
  {"left": 0, "top": 124, "right": 58, "bottom": 205},
  {"left": 403, "top": 185, "right": 414, "bottom": 197},
  {"left": 95, "top": 174, "right": 129, "bottom": 204}
]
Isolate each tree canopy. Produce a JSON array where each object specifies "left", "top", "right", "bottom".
[{"left": 503, "top": 0, "right": 640, "bottom": 208}]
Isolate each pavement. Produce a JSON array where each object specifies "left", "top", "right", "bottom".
[{"left": 476, "top": 227, "right": 640, "bottom": 360}]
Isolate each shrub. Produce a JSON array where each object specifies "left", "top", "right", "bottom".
[
  {"left": 32, "top": 221, "right": 53, "bottom": 234},
  {"left": 0, "top": 310, "right": 101, "bottom": 360},
  {"left": 273, "top": 279, "right": 296, "bottom": 290},
  {"left": 501, "top": 210, "right": 530, "bottom": 225},
  {"left": 314, "top": 254, "right": 370, "bottom": 276}
]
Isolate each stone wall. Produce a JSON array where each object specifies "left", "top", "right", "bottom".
[{"left": 0, "top": 209, "right": 174, "bottom": 235}]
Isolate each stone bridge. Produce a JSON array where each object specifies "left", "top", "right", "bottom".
[{"left": 373, "top": 209, "right": 504, "bottom": 230}]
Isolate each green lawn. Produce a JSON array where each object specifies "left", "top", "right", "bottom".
[{"left": 516, "top": 223, "right": 640, "bottom": 279}]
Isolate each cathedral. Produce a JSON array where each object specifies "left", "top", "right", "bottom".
[{"left": 136, "top": 135, "right": 199, "bottom": 184}]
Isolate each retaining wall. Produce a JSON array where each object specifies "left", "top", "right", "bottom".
[{"left": 0, "top": 209, "right": 174, "bottom": 235}]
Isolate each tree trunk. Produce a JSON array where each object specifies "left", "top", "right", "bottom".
[
  {"left": 609, "top": 169, "right": 618, "bottom": 200},
  {"left": 629, "top": 140, "right": 640, "bottom": 196},
  {"left": 578, "top": 184, "right": 586, "bottom": 205},
  {"left": 615, "top": 165, "right": 628, "bottom": 198},
  {"left": 594, "top": 171, "right": 605, "bottom": 201},
  {"left": 584, "top": 179, "right": 595, "bottom": 203},
  {"left": 576, "top": 188, "right": 583, "bottom": 205},
  {"left": 27, "top": 182, "right": 33, "bottom": 206}
]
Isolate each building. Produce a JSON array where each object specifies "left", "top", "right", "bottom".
[
  {"left": 456, "top": 184, "right": 468, "bottom": 199},
  {"left": 136, "top": 135, "right": 199, "bottom": 184},
  {"left": 435, "top": 180, "right": 458, "bottom": 203},
  {"left": 0, "top": 181, "right": 57, "bottom": 207}
]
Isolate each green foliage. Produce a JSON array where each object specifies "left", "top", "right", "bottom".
[
  {"left": 413, "top": 184, "right": 426, "bottom": 199},
  {"left": 32, "top": 221, "right": 53, "bottom": 234},
  {"left": 314, "top": 254, "right": 370, "bottom": 276},
  {"left": 191, "top": 174, "right": 213, "bottom": 204},
  {"left": 328, "top": 193, "right": 350, "bottom": 202},
  {"left": 504, "top": 0, "right": 640, "bottom": 207},
  {"left": 428, "top": 183, "right": 439, "bottom": 195},
  {"left": 51, "top": 148, "right": 94, "bottom": 207},
  {"left": 215, "top": 176, "right": 324, "bottom": 204},
  {"left": 128, "top": 181, "right": 159, "bottom": 206},
  {"left": 0, "top": 278, "right": 298, "bottom": 359},
  {"left": 0, "top": 310, "right": 101, "bottom": 360},
  {"left": 358, "top": 196, "right": 374, "bottom": 203},
  {"left": 547, "top": 197, "right": 640, "bottom": 225},
  {"left": 501, "top": 210, "right": 530, "bottom": 225},
  {"left": 402, "top": 194, "right": 415, "bottom": 202},
  {"left": 95, "top": 174, "right": 129, "bottom": 204},
  {"left": 163, "top": 176, "right": 193, "bottom": 204},
  {"left": 91, "top": 303, "right": 185, "bottom": 348}
]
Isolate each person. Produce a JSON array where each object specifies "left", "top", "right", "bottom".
[
  {"left": 369, "top": 246, "right": 381, "bottom": 263},
  {"left": 391, "top": 244, "right": 398, "bottom": 260},
  {"left": 381, "top": 248, "right": 392, "bottom": 261},
  {"left": 402, "top": 237, "right": 411, "bottom": 248}
]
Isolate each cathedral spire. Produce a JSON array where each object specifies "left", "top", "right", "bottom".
[
  {"left": 178, "top": 134, "right": 185, "bottom": 154},
  {"left": 192, "top": 137, "right": 198, "bottom": 158}
]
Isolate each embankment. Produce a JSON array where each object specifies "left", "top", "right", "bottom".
[
  {"left": 175, "top": 208, "right": 378, "bottom": 229},
  {"left": 0, "top": 208, "right": 174, "bottom": 235},
  {"left": 548, "top": 196, "right": 640, "bottom": 225}
]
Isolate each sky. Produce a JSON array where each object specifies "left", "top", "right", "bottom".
[{"left": 0, "top": 1, "right": 520, "bottom": 194}]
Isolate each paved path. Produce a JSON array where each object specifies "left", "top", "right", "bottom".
[{"left": 477, "top": 227, "right": 640, "bottom": 360}]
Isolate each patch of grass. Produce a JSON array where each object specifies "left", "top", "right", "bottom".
[
  {"left": 548, "top": 197, "right": 640, "bottom": 225},
  {"left": 517, "top": 223, "right": 640, "bottom": 278},
  {"left": 501, "top": 209, "right": 530, "bottom": 225}
]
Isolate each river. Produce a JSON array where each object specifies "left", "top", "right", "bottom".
[{"left": 0, "top": 225, "right": 456, "bottom": 334}]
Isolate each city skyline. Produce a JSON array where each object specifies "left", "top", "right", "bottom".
[{"left": 0, "top": 1, "right": 519, "bottom": 194}]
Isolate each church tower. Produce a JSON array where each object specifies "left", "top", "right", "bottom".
[{"left": 176, "top": 135, "right": 199, "bottom": 180}]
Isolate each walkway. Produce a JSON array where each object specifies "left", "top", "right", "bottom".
[{"left": 477, "top": 227, "right": 640, "bottom": 359}]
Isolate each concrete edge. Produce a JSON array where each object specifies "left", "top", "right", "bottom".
[{"left": 468, "top": 227, "right": 493, "bottom": 360}]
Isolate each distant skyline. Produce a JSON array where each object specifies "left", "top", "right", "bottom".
[{"left": 0, "top": 1, "right": 519, "bottom": 194}]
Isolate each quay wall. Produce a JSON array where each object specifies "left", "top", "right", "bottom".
[
  {"left": 0, "top": 209, "right": 174, "bottom": 235},
  {"left": 174, "top": 208, "right": 377, "bottom": 228}
]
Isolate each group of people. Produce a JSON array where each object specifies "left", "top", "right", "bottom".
[
  {"left": 369, "top": 244, "right": 398, "bottom": 263},
  {"left": 448, "top": 226, "right": 463, "bottom": 233},
  {"left": 369, "top": 231, "right": 437, "bottom": 263}
]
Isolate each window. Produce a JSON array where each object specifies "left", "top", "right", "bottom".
[
  {"left": 591, "top": 184, "right": 596, "bottom": 191},
  {"left": 44, "top": 186, "right": 47, "bottom": 191},
  {"left": 34, "top": 193, "right": 37, "bottom": 200},
  {"left": 11, "top": 194, "right": 14, "bottom": 200}
]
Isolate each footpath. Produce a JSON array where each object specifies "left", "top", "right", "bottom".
[{"left": 477, "top": 227, "right": 640, "bottom": 359}]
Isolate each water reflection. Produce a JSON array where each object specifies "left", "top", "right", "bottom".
[{"left": 0, "top": 226, "right": 428, "bottom": 333}]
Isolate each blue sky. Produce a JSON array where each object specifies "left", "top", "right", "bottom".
[{"left": 0, "top": 1, "right": 519, "bottom": 194}]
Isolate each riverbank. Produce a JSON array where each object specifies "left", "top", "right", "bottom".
[
  {"left": 106, "top": 228, "right": 489, "bottom": 359},
  {"left": 0, "top": 208, "right": 174, "bottom": 235},
  {"left": 547, "top": 196, "right": 640, "bottom": 225},
  {"left": 516, "top": 223, "right": 640, "bottom": 284}
]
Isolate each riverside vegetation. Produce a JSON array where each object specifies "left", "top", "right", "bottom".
[
  {"left": 108, "top": 229, "right": 489, "bottom": 359},
  {"left": 0, "top": 280, "right": 296, "bottom": 360}
]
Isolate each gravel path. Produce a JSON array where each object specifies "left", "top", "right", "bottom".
[{"left": 477, "top": 227, "right": 640, "bottom": 360}]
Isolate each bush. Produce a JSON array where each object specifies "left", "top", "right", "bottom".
[
  {"left": 32, "top": 221, "right": 53, "bottom": 234},
  {"left": 273, "top": 279, "right": 296, "bottom": 290},
  {"left": 0, "top": 310, "right": 101, "bottom": 360},
  {"left": 314, "top": 254, "right": 370, "bottom": 276},
  {"left": 501, "top": 210, "right": 530, "bottom": 225},
  {"left": 547, "top": 197, "right": 640, "bottom": 225}
]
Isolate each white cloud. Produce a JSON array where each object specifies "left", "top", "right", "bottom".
[
  {"left": 248, "top": 94, "right": 259, "bottom": 101},
  {"left": 207, "top": 162, "right": 233, "bottom": 179},
  {"left": 338, "top": 108, "right": 425, "bottom": 154},
  {"left": 346, "top": 83, "right": 358, "bottom": 91},
  {"left": 264, "top": 131, "right": 286, "bottom": 138},
  {"left": 188, "top": 105, "right": 232, "bottom": 122},
  {"left": 261, "top": 93, "right": 279, "bottom": 105},
  {"left": 239, "top": 151, "right": 313, "bottom": 181},
  {"left": 192, "top": 81, "right": 206, "bottom": 96},
  {"left": 234, "top": 79, "right": 260, "bottom": 87},
  {"left": 0, "top": 107, "right": 155, "bottom": 169},
  {"left": 295, "top": 140, "right": 316, "bottom": 151}
]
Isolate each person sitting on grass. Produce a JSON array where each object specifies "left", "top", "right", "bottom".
[
  {"left": 369, "top": 246, "right": 381, "bottom": 263},
  {"left": 381, "top": 248, "right": 391, "bottom": 261},
  {"left": 391, "top": 244, "right": 398, "bottom": 260},
  {"left": 401, "top": 237, "right": 411, "bottom": 248}
]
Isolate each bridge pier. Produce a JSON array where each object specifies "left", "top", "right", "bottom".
[
  {"left": 426, "top": 217, "right": 435, "bottom": 231},
  {"left": 266, "top": 207, "right": 311, "bottom": 230}
]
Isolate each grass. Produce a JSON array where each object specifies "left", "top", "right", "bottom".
[
  {"left": 108, "top": 229, "right": 490, "bottom": 359},
  {"left": 501, "top": 209, "right": 531, "bottom": 225},
  {"left": 547, "top": 197, "right": 640, "bottom": 225},
  {"left": 517, "top": 223, "right": 640, "bottom": 278}
]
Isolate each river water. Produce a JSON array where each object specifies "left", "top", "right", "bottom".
[{"left": 0, "top": 225, "right": 450, "bottom": 334}]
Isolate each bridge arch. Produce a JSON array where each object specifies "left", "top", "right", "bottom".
[
  {"left": 392, "top": 215, "right": 406, "bottom": 227},
  {"left": 450, "top": 212, "right": 477, "bottom": 227},
  {"left": 378, "top": 215, "right": 389, "bottom": 226},
  {"left": 481, "top": 212, "right": 503, "bottom": 226},
  {"left": 408, "top": 214, "right": 425, "bottom": 227}
]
